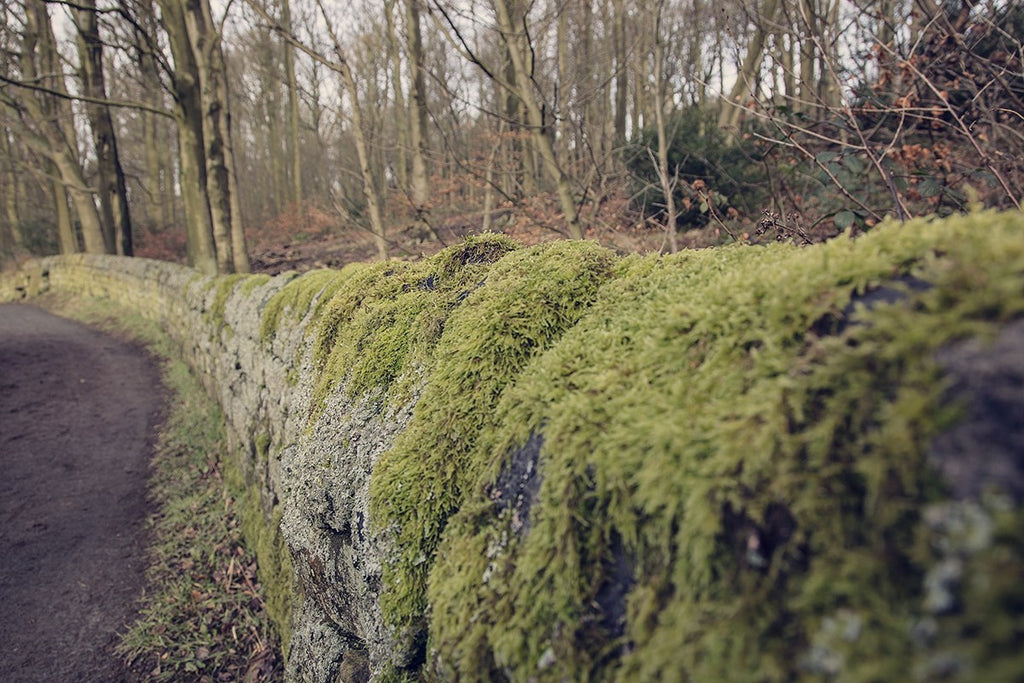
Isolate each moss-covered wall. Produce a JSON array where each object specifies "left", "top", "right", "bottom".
[{"left": 3, "top": 211, "right": 1022, "bottom": 682}]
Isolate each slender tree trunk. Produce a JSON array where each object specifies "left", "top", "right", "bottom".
[
  {"left": 779, "top": 28, "right": 797, "bottom": 103},
  {"left": 612, "top": 0, "right": 628, "bottom": 141},
  {"left": 74, "top": 0, "right": 133, "bottom": 255},
  {"left": 341, "top": 64, "right": 388, "bottom": 260},
  {"left": 556, "top": 5, "right": 569, "bottom": 161},
  {"left": 384, "top": 0, "right": 410, "bottom": 192},
  {"left": 692, "top": 0, "right": 707, "bottom": 110},
  {"left": 142, "top": 107, "right": 165, "bottom": 228},
  {"left": 0, "top": 131, "right": 23, "bottom": 249},
  {"left": 49, "top": 173, "right": 78, "bottom": 254},
  {"left": 719, "top": 0, "right": 781, "bottom": 135},
  {"left": 819, "top": 0, "right": 842, "bottom": 109},
  {"left": 307, "top": 58, "right": 328, "bottom": 200},
  {"left": 493, "top": 0, "right": 582, "bottom": 238},
  {"left": 481, "top": 122, "right": 504, "bottom": 232},
  {"left": 158, "top": 0, "right": 217, "bottom": 274},
  {"left": 137, "top": 0, "right": 170, "bottom": 229},
  {"left": 19, "top": 0, "right": 105, "bottom": 253},
  {"left": 798, "top": 0, "right": 818, "bottom": 111},
  {"left": 281, "top": 0, "right": 303, "bottom": 208},
  {"left": 498, "top": 42, "right": 535, "bottom": 197},
  {"left": 184, "top": 0, "right": 234, "bottom": 273},
  {"left": 653, "top": 0, "right": 678, "bottom": 253},
  {"left": 260, "top": 46, "right": 286, "bottom": 216},
  {"left": 311, "top": 0, "right": 389, "bottom": 259},
  {"left": 404, "top": 0, "right": 438, "bottom": 240}
]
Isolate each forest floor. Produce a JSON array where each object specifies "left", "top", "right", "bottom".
[
  {"left": 0, "top": 303, "right": 165, "bottom": 682},
  {"left": 242, "top": 210, "right": 718, "bottom": 275}
]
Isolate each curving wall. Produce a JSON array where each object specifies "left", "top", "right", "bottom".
[{"left": 2, "top": 211, "right": 1023, "bottom": 682}]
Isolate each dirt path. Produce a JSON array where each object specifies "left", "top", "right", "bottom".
[{"left": 0, "top": 303, "right": 164, "bottom": 683}]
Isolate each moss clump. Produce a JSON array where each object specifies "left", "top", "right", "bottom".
[
  {"left": 240, "top": 273, "right": 272, "bottom": 297},
  {"left": 205, "top": 273, "right": 269, "bottom": 332},
  {"left": 309, "top": 235, "right": 520, "bottom": 408},
  {"left": 260, "top": 269, "right": 351, "bottom": 346},
  {"left": 411, "top": 211, "right": 1024, "bottom": 681},
  {"left": 369, "top": 240, "right": 619, "bottom": 640},
  {"left": 259, "top": 235, "right": 523, "bottom": 418}
]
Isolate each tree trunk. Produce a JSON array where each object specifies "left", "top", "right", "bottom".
[
  {"left": 493, "top": 0, "right": 582, "bottom": 238},
  {"left": 0, "top": 131, "right": 24, "bottom": 249},
  {"left": 311, "top": 0, "right": 389, "bottom": 259},
  {"left": 138, "top": 0, "right": 170, "bottom": 230},
  {"left": 653, "top": 0, "right": 678, "bottom": 253},
  {"left": 798, "top": 0, "right": 818, "bottom": 111},
  {"left": 281, "top": 0, "right": 303, "bottom": 208},
  {"left": 341, "top": 63, "right": 389, "bottom": 260},
  {"left": 142, "top": 105, "right": 167, "bottom": 228},
  {"left": 404, "top": 0, "right": 438, "bottom": 240},
  {"left": 718, "top": 0, "right": 781, "bottom": 135},
  {"left": 612, "top": 0, "right": 628, "bottom": 141},
  {"left": 556, "top": 5, "right": 570, "bottom": 161},
  {"left": 19, "top": 0, "right": 105, "bottom": 253},
  {"left": 74, "top": 0, "right": 133, "bottom": 256},
  {"left": 384, "top": 0, "right": 410, "bottom": 192},
  {"left": 49, "top": 173, "right": 78, "bottom": 254},
  {"left": 158, "top": 0, "right": 217, "bottom": 274},
  {"left": 260, "top": 39, "right": 286, "bottom": 216},
  {"left": 184, "top": 0, "right": 235, "bottom": 273}
]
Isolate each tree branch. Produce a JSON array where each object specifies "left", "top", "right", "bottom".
[{"left": 0, "top": 72, "right": 173, "bottom": 118}]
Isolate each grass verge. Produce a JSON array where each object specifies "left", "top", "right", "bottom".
[{"left": 39, "top": 294, "right": 284, "bottom": 682}]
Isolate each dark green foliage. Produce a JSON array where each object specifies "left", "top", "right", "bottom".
[{"left": 623, "top": 107, "right": 769, "bottom": 228}]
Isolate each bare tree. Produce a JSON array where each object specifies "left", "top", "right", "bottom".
[
  {"left": 491, "top": 0, "right": 582, "bottom": 237},
  {"left": 652, "top": 0, "right": 679, "bottom": 252},
  {"left": 281, "top": 0, "right": 303, "bottom": 208},
  {"left": 73, "top": 0, "right": 133, "bottom": 255},
  {"left": 4, "top": 0, "right": 107, "bottom": 254},
  {"left": 184, "top": 0, "right": 250, "bottom": 272}
]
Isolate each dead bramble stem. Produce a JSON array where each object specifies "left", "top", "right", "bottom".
[{"left": 758, "top": 210, "right": 814, "bottom": 245}]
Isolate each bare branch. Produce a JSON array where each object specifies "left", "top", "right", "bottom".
[{"left": 0, "top": 71, "right": 173, "bottom": 118}]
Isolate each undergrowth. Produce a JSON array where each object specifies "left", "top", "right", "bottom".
[{"left": 40, "top": 295, "right": 283, "bottom": 682}]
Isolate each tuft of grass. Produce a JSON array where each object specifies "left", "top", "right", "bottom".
[{"left": 40, "top": 294, "right": 284, "bottom": 682}]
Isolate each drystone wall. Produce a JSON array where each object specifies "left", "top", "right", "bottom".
[{"left": 2, "top": 211, "right": 1023, "bottom": 682}]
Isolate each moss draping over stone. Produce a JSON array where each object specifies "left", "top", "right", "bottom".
[
  {"left": 5, "top": 211, "right": 1022, "bottom": 682},
  {"left": 376, "top": 211, "right": 1023, "bottom": 681}
]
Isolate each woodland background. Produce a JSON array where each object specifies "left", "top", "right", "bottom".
[{"left": 1, "top": 0, "right": 1021, "bottom": 275}]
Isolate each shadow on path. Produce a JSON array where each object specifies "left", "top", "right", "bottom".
[{"left": 0, "top": 303, "right": 165, "bottom": 682}]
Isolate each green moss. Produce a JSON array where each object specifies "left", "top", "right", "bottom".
[
  {"left": 369, "top": 239, "right": 619, "bottom": 636},
  {"left": 255, "top": 431, "right": 272, "bottom": 461},
  {"left": 259, "top": 234, "right": 521, "bottom": 421},
  {"left": 240, "top": 273, "right": 272, "bottom": 296},
  {"left": 206, "top": 273, "right": 260, "bottom": 332},
  {"left": 400, "top": 211, "right": 1024, "bottom": 680},
  {"left": 260, "top": 269, "right": 352, "bottom": 345}
]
